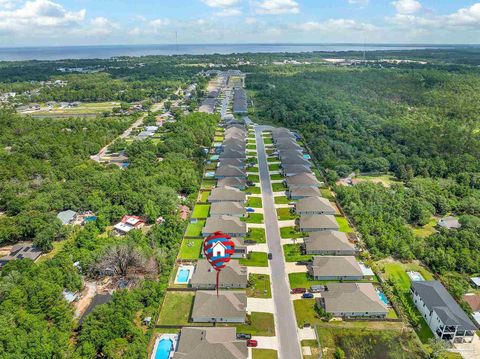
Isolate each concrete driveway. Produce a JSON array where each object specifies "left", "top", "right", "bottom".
[
  {"left": 252, "top": 336, "right": 279, "bottom": 350},
  {"left": 248, "top": 266, "right": 271, "bottom": 275},
  {"left": 277, "top": 219, "right": 296, "bottom": 228},
  {"left": 247, "top": 223, "right": 265, "bottom": 229},
  {"left": 247, "top": 298, "right": 275, "bottom": 313},
  {"left": 248, "top": 243, "right": 269, "bottom": 253},
  {"left": 285, "top": 262, "right": 308, "bottom": 274},
  {"left": 298, "top": 327, "right": 317, "bottom": 341}
]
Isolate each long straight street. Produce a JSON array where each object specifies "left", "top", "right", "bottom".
[{"left": 255, "top": 125, "right": 303, "bottom": 359}]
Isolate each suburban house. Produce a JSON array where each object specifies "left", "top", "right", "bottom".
[
  {"left": 304, "top": 231, "right": 358, "bottom": 255},
  {"left": 411, "top": 281, "right": 476, "bottom": 343},
  {"left": 289, "top": 187, "right": 321, "bottom": 200},
  {"left": 210, "top": 202, "right": 246, "bottom": 217},
  {"left": 217, "top": 177, "right": 247, "bottom": 190},
  {"left": 214, "top": 165, "right": 246, "bottom": 179},
  {"left": 57, "top": 210, "right": 77, "bottom": 225},
  {"left": 277, "top": 147, "right": 303, "bottom": 157},
  {"left": 295, "top": 197, "right": 336, "bottom": 215},
  {"left": 275, "top": 137, "right": 300, "bottom": 147},
  {"left": 298, "top": 214, "right": 339, "bottom": 232},
  {"left": 285, "top": 173, "right": 320, "bottom": 189},
  {"left": 219, "top": 149, "right": 246, "bottom": 159},
  {"left": 114, "top": 215, "right": 146, "bottom": 235},
  {"left": 275, "top": 142, "right": 303, "bottom": 151},
  {"left": 191, "top": 291, "right": 247, "bottom": 323},
  {"left": 0, "top": 243, "right": 43, "bottom": 268},
  {"left": 190, "top": 259, "right": 248, "bottom": 289},
  {"left": 316, "top": 283, "right": 388, "bottom": 318},
  {"left": 281, "top": 164, "right": 312, "bottom": 177},
  {"left": 308, "top": 256, "right": 365, "bottom": 280},
  {"left": 208, "top": 186, "right": 246, "bottom": 203},
  {"left": 202, "top": 215, "right": 247, "bottom": 237},
  {"left": 221, "top": 143, "right": 245, "bottom": 153},
  {"left": 173, "top": 327, "right": 247, "bottom": 359},
  {"left": 280, "top": 156, "right": 311, "bottom": 167},
  {"left": 230, "top": 237, "right": 247, "bottom": 258},
  {"left": 219, "top": 158, "right": 245, "bottom": 169}
]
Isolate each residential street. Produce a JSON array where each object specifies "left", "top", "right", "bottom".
[{"left": 255, "top": 125, "right": 303, "bottom": 359}]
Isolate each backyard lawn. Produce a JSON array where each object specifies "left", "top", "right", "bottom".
[
  {"left": 157, "top": 292, "right": 195, "bottom": 326},
  {"left": 289, "top": 273, "right": 323, "bottom": 289},
  {"left": 252, "top": 349, "right": 277, "bottom": 359},
  {"left": 246, "top": 197, "right": 263, "bottom": 208},
  {"left": 320, "top": 188, "right": 335, "bottom": 201},
  {"left": 246, "top": 185, "right": 261, "bottom": 194},
  {"left": 335, "top": 216, "right": 353, "bottom": 233},
  {"left": 201, "top": 179, "right": 216, "bottom": 190},
  {"left": 283, "top": 244, "right": 311, "bottom": 262},
  {"left": 178, "top": 239, "right": 203, "bottom": 259},
  {"left": 280, "top": 226, "right": 304, "bottom": 239},
  {"left": 268, "top": 163, "right": 281, "bottom": 171},
  {"left": 272, "top": 183, "right": 287, "bottom": 192},
  {"left": 247, "top": 228, "right": 266, "bottom": 243},
  {"left": 247, "top": 274, "right": 272, "bottom": 299},
  {"left": 242, "top": 213, "right": 264, "bottom": 224},
  {"left": 192, "top": 204, "right": 210, "bottom": 219},
  {"left": 185, "top": 220, "right": 205, "bottom": 237},
  {"left": 236, "top": 312, "right": 276, "bottom": 336},
  {"left": 277, "top": 207, "right": 296, "bottom": 220},
  {"left": 239, "top": 252, "right": 268, "bottom": 267},
  {"left": 198, "top": 190, "right": 211, "bottom": 203},
  {"left": 274, "top": 196, "right": 290, "bottom": 204}
]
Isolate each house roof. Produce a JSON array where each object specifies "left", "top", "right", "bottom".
[
  {"left": 412, "top": 281, "right": 476, "bottom": 330},
  {"left": 318, "top": 283, "right": 388, "bottom": 314},
  {"left": 286, "top": 173, "right": 320, "bottom": 187},
  {"left": 289, "top": 187, "right": 321, "bottom": 198},
  {"left": 57, "top": 210, "right": 77, "bottom": 224},
  {"left": 278, "top": 148, "right": 303, "bottom": 157},
  {"left": 0, "top": 243, "right": 42, "bottom": 267},
  {"left": 463, "top": 294, "right": 480, "bottom": 312},
  {"left": 304, "top": 231, "right": 356, "bottom": 252},
  {"left": 296, "top": 197, "right": 336, "bottom": 213},
  {"left": 215, "top": 165, "right": 246, "bottom": 177},
  {"left": 223, "top": 138, "right": 245, "bottom": 147},
  {"left": 281, "top": 164, "right": 312, "bottom": 175},
  {"left": 281, "top": 156, "right": 311, "bottom": 166},
  {"left": 275, "top": 140, "right": 302, "bottom": 149},
  {"left": 217, "top": 177, "right": 247, "bottom": 188},
  {"left": 300, "top": 215, "right": 339, "bottom": 230},
  {"left": 192, "top": 291, "right": 247, "bottom": 319},
  {"left": 203, "top": 215, "right": 247, "bottom": 235},
  {"left": 190, "top": 259, "right": 247, "bottom": 287},
  {"left": 173, "top": 327, "right": 247, "bottom": 359},
  {"left": 223, "top": 144, "right": 246, "bottom": 153},
  {"left": 218, "top": 158, "right": 245, "bottom": 167},
  {"left": 210, "top": 202, "right": 246, "bottom": 216},
  {"left": 220, "top": 149, "right": 246, "bottom": 159},
  {"left": 209, "top": 186, "right": 246, "bottom": 202},
  {"left": 308, "top": 256, "right": 363, "bottom": 277}
]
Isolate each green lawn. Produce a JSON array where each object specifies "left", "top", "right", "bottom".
[
  {"left": 247, "top": 157, "right": 258, "bottom": 165},
  {"left": 320, "top": 188, "right": 335, "bottom": 201},
  {"left": 274, "top": 196, "right": 290, "bottom": 204},
  {"left": 252, "top": 349, "right": 277, "bottom": 359},
  {"left": 247, "top": 144, "right": 257, "bottom": 150},
  {"left": 247, "top": 228, "right": 266, "bottom": 243},
  {"left": 277, "top": 207, "right": 296, "bottom": 220},
  {"left": 335, "top": 216, "right": 353, "bottom": 233},
  {"left": 198, "top": 190, "right": 211, "bottom": 203},
  {"left": 201, "top": 179, "right": 216, "bottom": 190},
  {"left": 242, "top": 213, "right": 264, "bottom": 224},
  {"left": 272, "top": 183, "right": 287, "bottom": 192},
  {"left": 239, "top": 252, "right": 268, "bottom": 267},
  {"left": 289, "top": 273, "right": 324, "bottom": 289},
  {"left": 157, "top": 292, "right": 195, "bottom": 325},
  {"left": 267, "top": 157, "right": 279, "bottom": 163},
  {"left": 192, "top": 204, "right": 210, "bottom": 218},
  {"left": 236, "top": 312, "right": 275, "bottom": 336},
  {"left": 214, "top": 136, "right": 224, "bottom": 141},
  {"left": 247, "top": 274, "right": 272, "bottom": 299},
  {"left": 284, "top": 244, "right": 311, "bottom": 262},
  {"left": 410, "top": 217, "right": 438, "bottom": 238},
  {"left": 248, "top": 174, "right": 260, "bottom": 183},
  {"left": 246, "top": 197, "right": 263, "bottom": 208},
  {"left": 247, "top": 166, "right": 259, "bottom": 173},
  {"left": 185, "top": 220, "right": 205, "bottom": 237},
  {"left": 280, "top": 226, "right": 304, "bottom": 239},
  {"left": 268, "top": 163, "right": 281, "bottom": 171},
  {"left": 263, "top": 138, "right": 273, "bottom": 145},
  {"left": 178, "top": 239, "right": 203, "bottom": 259},
  {"left": 293, "top": 299, "right": 319, "bottom": 327},
  {"left": 245, "top": 186, "right": 261, "bottom": 194},
  {"left": 270, "top": 174, "right": 283, "bottom": 181},
  {"left": 246, "top": 151, "right": 257, "bottom": 156}
]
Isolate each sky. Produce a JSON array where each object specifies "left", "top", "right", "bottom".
[{"left": 0, "top": 0, "right": 480, "bottom": 47}]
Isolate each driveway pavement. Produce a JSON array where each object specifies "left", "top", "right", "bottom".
[
  {"left": 255, "top": 125, "right": 303, "bottom": 359},
  {"left": 285, "top": 262, "right": 308, "bottom": 274},
  {"left": 248, "top": 243, "right": 269, "bottom": 253},
  {"left": 248, "top": 266, "right": 271, "bottom": 275},
  {"left": 298, "top": 327, "right": 317, "bottom": 341},
  {"left": 247, "top": 298, "right": 275, "bottom": 313},
  {"left": 252, "top": 336, "right": 279, "bottom": 350},
  {"left": 277, "top": 220, "right": 296, "bottom": 228}
]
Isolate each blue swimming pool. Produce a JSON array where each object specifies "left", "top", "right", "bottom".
[
  {"left": 303, "top": 154, "right": 311, "bottom": 159},
  {"left": 376, "top": 290, "right": 389, "bottom": 305},
  {"left": 210, "top": 155, "right": 219, "bottom": 161},
  {"left": 155, "top": 339, "right": 173, "bottom": 359},
  {"left": 176, "top": 268, "right": 190, "bottom": 283}
]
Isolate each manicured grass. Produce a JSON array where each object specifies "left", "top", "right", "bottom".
[
  {"left": 178, "top": 239, "right": 203, "bottom": 259},
  {"left": 270, "top": 174, "right": 283, "bottom": 181},
  {"left": 247, "top": 166, "right": 259, "bottom": 173},
  {"left": 277, "top": 207, "right": 295, "bottom": 220},
  {"left": 269, "top": 163, "right": 281, "bottom": 171},
  {"left": 320, "top": 188, "right": 335, "bottom": 201},
  {"left": 248, "top": 174, "right": 260, "bottom": 183},
  {"left": 252, "top": 349, "right": 277, "bottom": 359},
  {"left": 246, "top": 196, "right": 263, "bottom": 208},
  {"left": 293, "top": 299, "right": 319, "bottom": 327},
  {"left": 284, "top": 244, "right": 311, "bottom": 262},
  {"left": 214, "top": 136, "right": 224, "bottom": 141},
  {"left": 198, "top": 190, "right": 211, "bottom": 203},
  {"left": 239, "top": 252, "right": 268, "bottom": 267},
  {"left": 272, "top": 182, "right": 287, "bottom": 192},
  {"left": 247, "top": 139, "right": 256, "bottom": 145},
  {"left": 245, "top": 186, "right": 261, "bottom": 194},
  {"left": 263, "top": 138, "right": 273, "bottom": 145},
  {"left": 267, "top": 157, "right": 279, "bottom": 163},
  {"left": 242, "top": 213, "right": 264, "bottom": 224},
  {"left": 246, "top": 151, "right": 257, "bottom": 156},
  {"left": 289, "top": 273, "right": 324, "bottom": 289},
  {"left": 247, "top": 144, "right": 257, "bottom": 150},
  {"left": 185, "top": 220, "right": 205, "bottom": 237},
  {"left": 247, "top": 274, "right": 272, "bottom": 299},
  {"left": 280, "top": 226, "right": 304, "bottom": 239},
  {"left": 157, "top": 292, "right": 195, "bottom": 325},
  {"left": 335, "top": 216, "right": 353, "bottom": 233},
  {"left": 247, "top": 228, "right": 266, "bottom": 243},
  {"left": 192, "top": 204, "right": 210, "bottom": 218},
  {"left": 236, "top": 312, "right": 275, "bottom": 336},
  {"left": 201, "top": 179, "right": 216, "bottom": 190},
  {"left": 247, "top": 157, "right": 258, "bottom": 165},
  {"left": 274, "top": 196, "right": 290, "bottom": 204}
]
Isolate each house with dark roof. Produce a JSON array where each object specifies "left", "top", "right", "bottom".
[
  {"left": 275, "top": 142, "right": 303, "bottom": 151},
  {"left": 0, "top": 243, "right": 43, "bottom": 268},
  {"left": 217, "top": 177, "right": 247, "bottom": 190},
  {"left": 210, "top": 202, "right": 246, "bottom": 217},
  {"left": 215, "top": 165, "right": 246, "bottom": 179},
  {"left": 304, "top": 231, "right": 357, "bottom": 255},
  {"left": 316, "top": 283, "right": 388, "bottom": 318},
  {"left": 190, "top": 260, "right": 248, "bottom": 289},
  {"left": 285, "top": 173, "right": 320, "bottom": 189},
  {"left": 219, "top": 149, "right": 246, "bottom": 159},
  {"left": 308, "top": 256, "right": 365, "bottom": 280},
  {"left": 208, "top": 186, "right": 246, "bottom": 203},
  {"left": 173, "top": 327, "right": 247, "bottom": 359},
  {"left": 191, "top": 291, "right": 247, "bottom": 323},
  {"left": 281, "top": 164, "right": 312, "bottom": 177},
  {"left": 202, "top": 215, "right": 247, "bottom": 237},
  {"left": 411, "top": 281, "right": 476, "bottom": 343},
  {"left": 280, "top": 156, "right": 311, "bottom": 167},
  {"left": 298, "top": 214, "right": 339, "bottom": 232},
  {"left": 295, "top": 197, "right": 336, "bottom": 215},
  {"left": 288, "top": 187, "right": 321, "bottom": 200},
  {"left": 218, "top": 158, "right": 245, "bottom": 169}
]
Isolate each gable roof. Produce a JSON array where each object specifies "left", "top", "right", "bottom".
[
  {"left": 173, "top": 327, "right": 247, "bottom": 359},
  {"left": 286, "top": 173, "right": 320, "bottom": 187},
  {"left": 281, "top": 156, "right": 311, "bottom": 166},
  {"left": 412, "top": 281, "right": 476, "bottom": 330},
  {"left": 220, "top": 149, "right": 246, "bottom": 159},
  {"left": 296, "top": 197, "right": 336, "bottom": 213},
  {"left": 203, "top": 215, "right": 247, "bottom": 235},
  {"left": 275, "top": 141, "right": 302, "bottom": 150},
  {"left": 0, "top": 243, "right": 42, "bottom": 267},
  {"left": 308, "top": 256, "right": 363, "bottom": 277},
  {"left": 300, "top": 215, "right": 339, "bottom": 230},
  {"left": 190, "top": 260, "right": 248, "bottom": 288},
  {"left": 192, "top": 291, "right": 247, "bottom": 319},
  {"left": 208, "top": 187, "right": 246, "bottom": 202},
  {"left": 210, "top": 202, "right": 246, "bottom": 216},
  {"left": 217, "top": 177, "right": 247, "bottom": 188},
  {"left": 281, "top": 164, "right": 312, "bottom": 175},
  {"left": 304, "top": 231, "right": 356, "bottom": 252},
  {"left": 218, "top": 158, "right": 245, "bottom": 168},
  {"left": 215, "top": 165, "right": 246, "bottom": 177},
  {"left": 289, "top": 187, "right": 321, "bottom": 198}
]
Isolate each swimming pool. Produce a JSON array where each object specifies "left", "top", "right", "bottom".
[
  {"left": 376, "top": 290, "right": 389, "bottom": 305},
  {"left": 205, "top": 171, "right": 215, "bottom": 178},
  {"left": 176, "top": 268, "right": 190, "bottom": 283},
  {"left": 210, "top": 155, "right": 219, "bottom": 161},
  {"left": 155, "top": 339, "right": 173, "bottom": 359},
  {"left": 303, "top": 154, "right": 311, "bottom": 160},
  {"left": 407, "top": 271, "right": 425, "bottom": 282}
]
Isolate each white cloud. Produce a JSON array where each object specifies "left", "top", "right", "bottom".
[
  {"left": 81, "top": 17, "right": 119, "bottom": 36},
  {"left": 202, "top": 0, "right": 239, "bottom": 8},
  {"left": 392, "top": 0, "right": 422, "bottom": 15},
  {"left": 446, "top": 3, "right": 480, "bottom": 27},
  {"left": 0, "top": 0, "right": 19, "bottom": 9},
  {"left": 214, "top": 7, "right": 241, "bottom": 16},
  {"left": 294, "top": 18, "right": 377, "bottom": 32},
  {"left": 255, "top": 0, "right": 300, "bottom": 15},
  {"left": 245, "top": 16, "right": 257, "bottom": 24}
]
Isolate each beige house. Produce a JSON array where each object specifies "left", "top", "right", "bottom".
[
  {"left": 308, "top": 256, "right": 364, "bottom": 280},
  {"left": 304, "top": 231, "right": 357, "bottom": 255},
  {"left": 202, "top": 215, "right": 247, "bottom": 237},
  {"left": 190, "top": 260, "right": 248, "bottom": 289},
  {"left": 191, "top": 291, "right": 247, "bottom": 323},
  {"left": 295, "top": 197, "right": 336, "bottom": 215},
  {"left": 299, "top": 214, "right": 339, "bottom": 232}
]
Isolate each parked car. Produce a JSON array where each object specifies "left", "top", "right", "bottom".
[
  {"left": 268, "top": 252, "right": 273, "bottom": 260},
  {"left": 247, "top": 339, "right": 258, "bottom": 347},
  {"left": 290, "top": 287, "right": 307, "bottom": 294},
  {"left": 309, "top": 285, "right": 326, "bottom": 293},
  {"left": 236, "top": 333, "right": 252, "bottom": 340},
  {"left": 302, "top": 293, "right": 314, "bottom": 299},
  {"left": 246, "top": 207, "right": 255, "bottom": 213}
]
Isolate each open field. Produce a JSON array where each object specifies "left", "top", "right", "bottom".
[
  {"left": 157, "top": 292, "right": 195, "bottom": 326},
  {"left": 22, "top": 101, "right": 119, "bottom": 117},
  {"left": 355, "top": 174, "right": 399, "bottom": 187},
  {"left": 409, "top": 217, "right": 438, "bottom": 238}
]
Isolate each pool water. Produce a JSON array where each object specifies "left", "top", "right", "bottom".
[
  {"left": 210, "top": 155, "right": 219, "bottom": 160},
  {"left": 303, "top": 154, "right": 311, "bottom": 159},
  {"left": 376, "top": 290, "right": 389, "bottom": 305},
  {"left": 205, "top": 171, "right": 215, "bottom": 177},
  {"left": 155, "top": 339, "right": 173, "bottom": 359},
  {"left": 176, "top": 268, "right": 190, "bottom": 283}
]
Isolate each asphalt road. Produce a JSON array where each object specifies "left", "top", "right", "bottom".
[{"left": 255, "top": 125, "right": 303, "bottom": 359}]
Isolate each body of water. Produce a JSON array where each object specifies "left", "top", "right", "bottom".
[{"left": 0, "top": 43, "right": 467, "bottom": 61}]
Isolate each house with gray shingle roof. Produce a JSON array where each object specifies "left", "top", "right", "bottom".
[
  {"left": 299, "top": 214, "right": 339, "bottom": 232},
  {"left": 308, "top": 256, "right": 364, "bottom": 280},
  {"left": 208, "top": 186, "right": 246, "bottom": 203},
  {"left": 217, "top": 177, "right": 247, "bottom": 190},
  {"left": 215, "top": 165, "right": 246, "bottom": 179},
  {"left": 219, "top": 158, "right": 245, "bottom": 169},
  {"left": 288, "top": 187, "right": 321, "bottom": 200},
  {"left": 285, "top": 173, "right": 320, "bottom": 189},
  {"left": 191, "top": 291, "right": 247, "bottom": 323},
  {"left": 190, "top": 260, "right": 248, "bottom": 289},
  {"left": 210, "top": 202, "right": 246, "bottom": 217},
  {"left": 202, "top": 215, "right": 247, "bottom": 237},
  {"left": 295, "top": 197, "right": 336, "bottom": 215},
  {"left": 281, "top": 164, "right": 312, "bottom": 177},
  {"left": 281, "top": 156, "right": 311, "bottom": 167},
  {"left": 219, "top": 148, "right": 246, "bottom": 159},
  {"left": 304, "top": 231, "right": 357, "bottom": 255},
  {"left": 0, "top": 243, "right": 43, "bottom": 268},
  {"left": 316, "top": 283, "right": 388, "bottom": 318}
]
